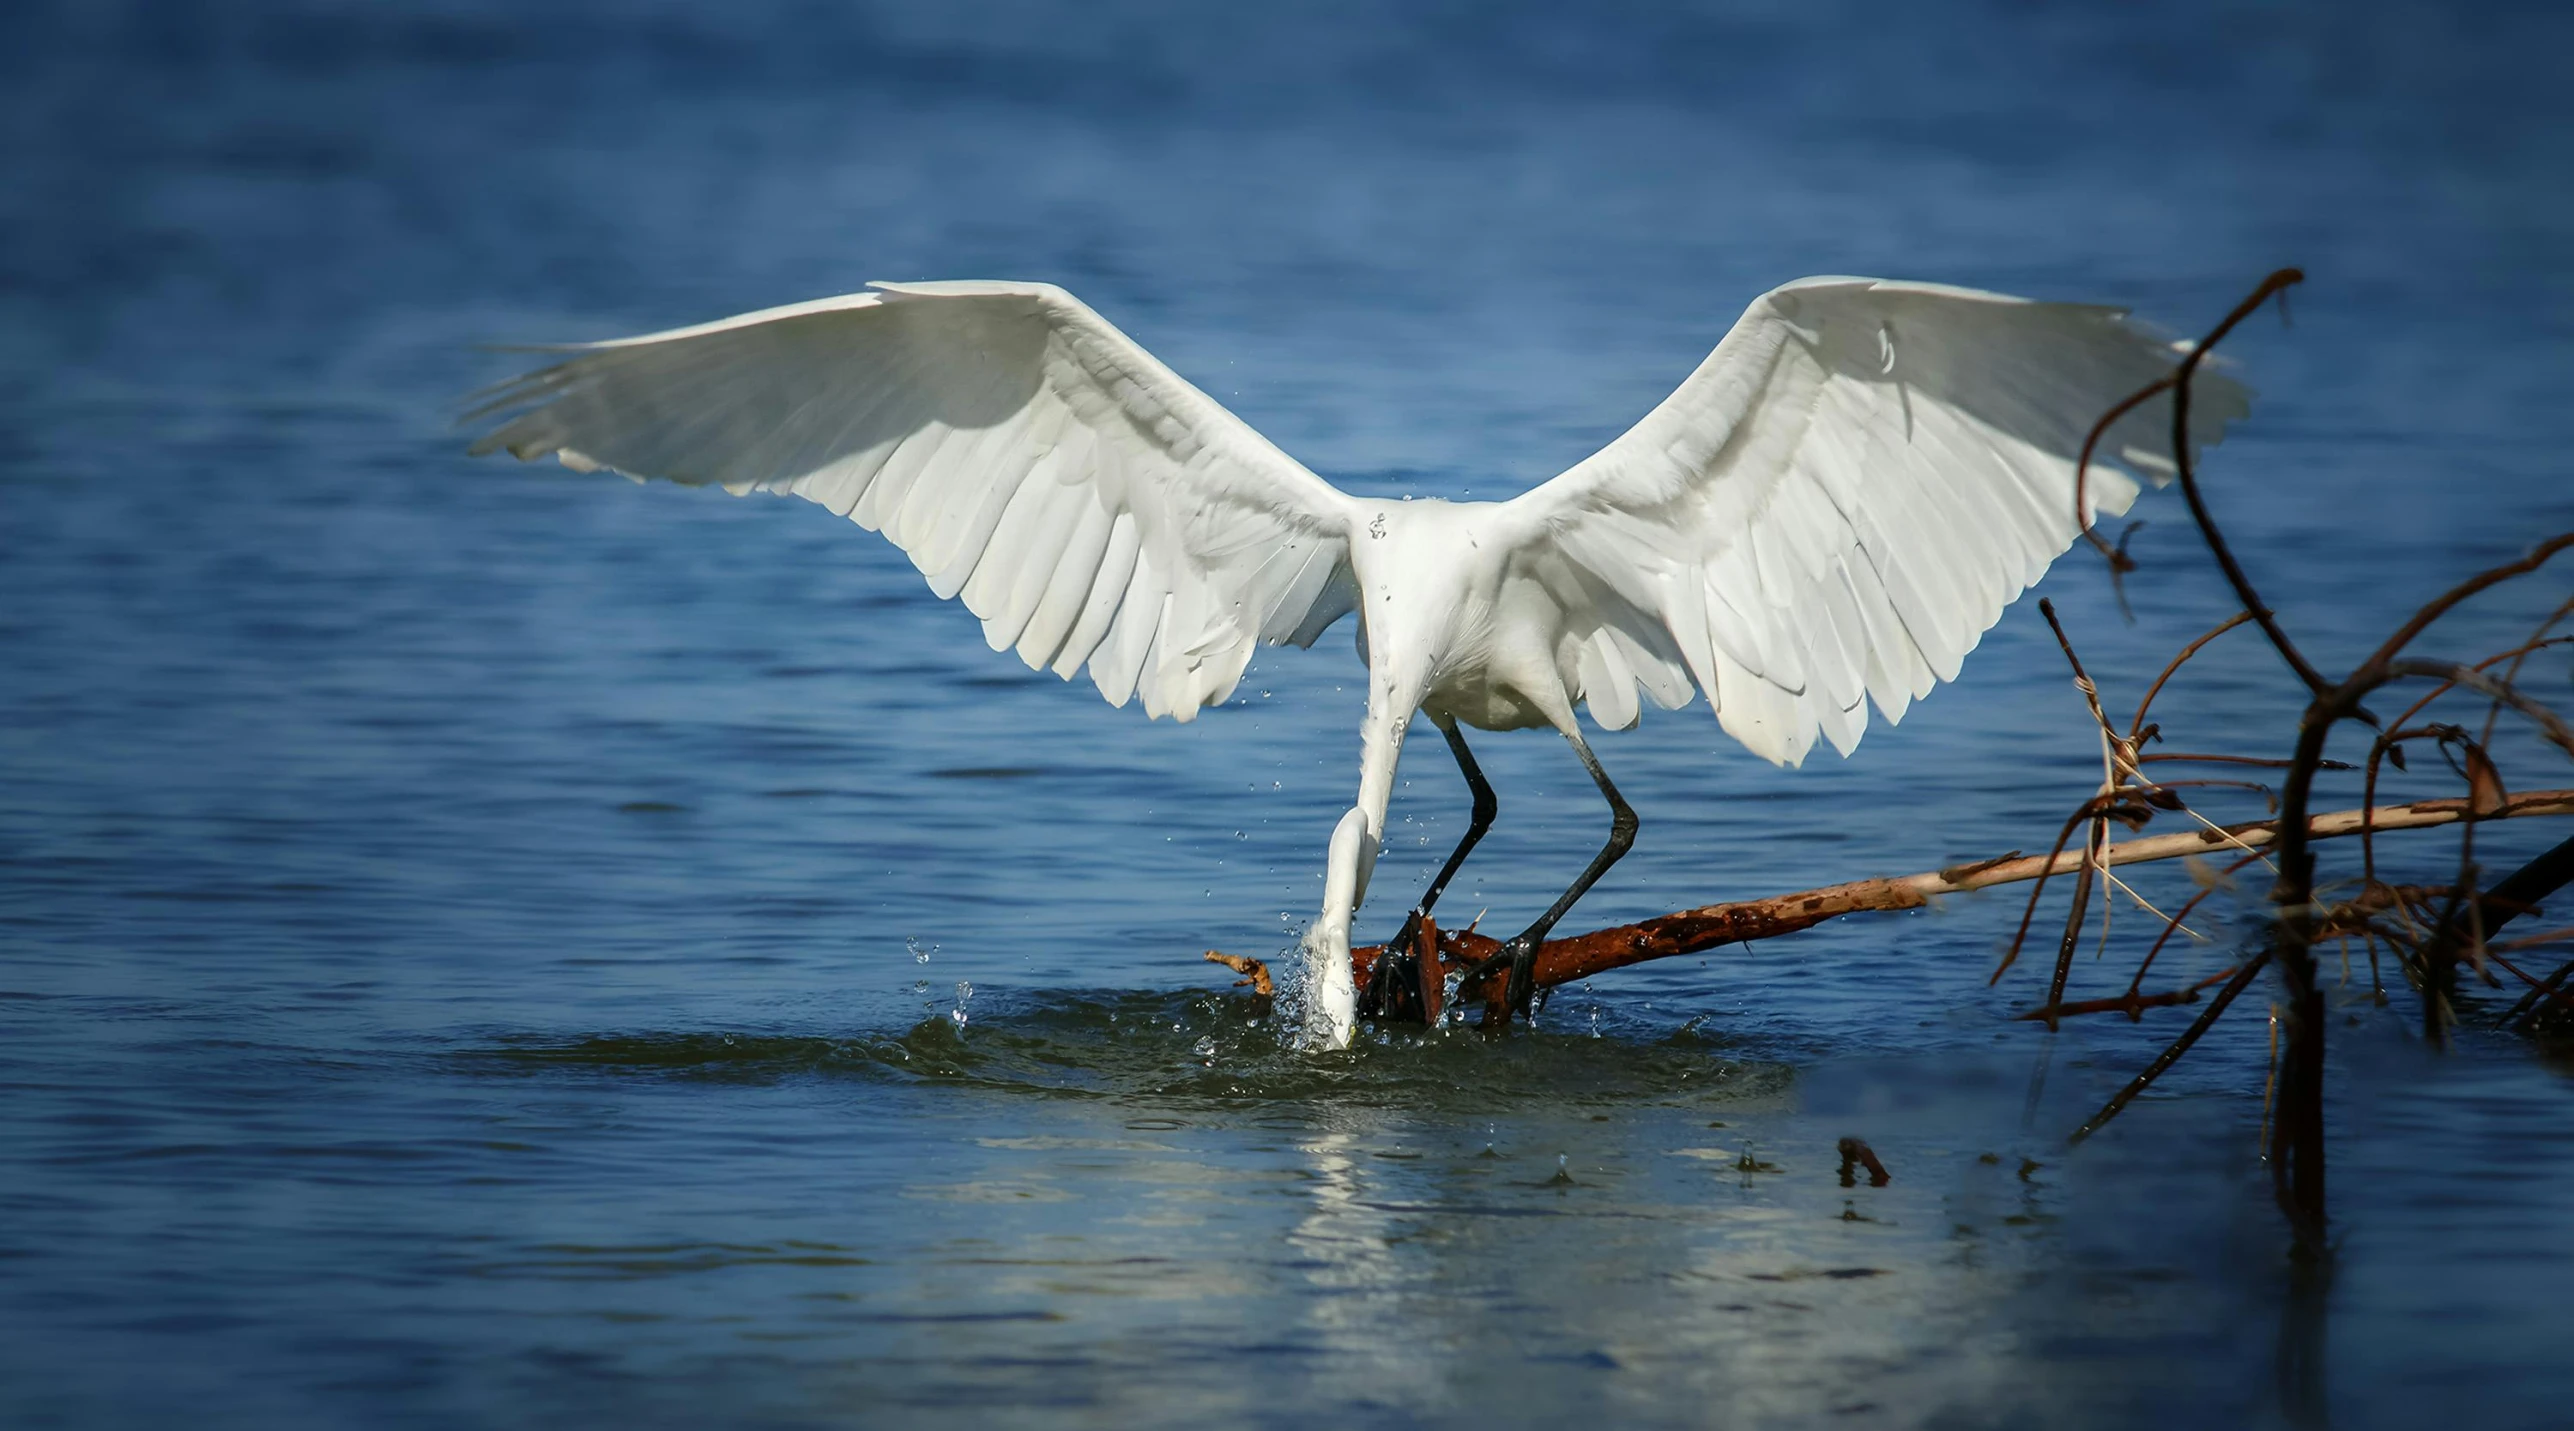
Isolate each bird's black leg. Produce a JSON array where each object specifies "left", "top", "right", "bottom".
[
  {"left": 1360, "top": 719, "right": 1497, "bottom": 1023},
  {"left": 1481, "top": 727, "right": 1637, "bottom": 1029},
  {"left": 1414, "top": 721, "right": 1499, "bottom": 925}
]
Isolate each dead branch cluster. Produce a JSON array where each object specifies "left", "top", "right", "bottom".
[{"left": 1209, "top": 268, "right": 2574, "bottom": 1253}]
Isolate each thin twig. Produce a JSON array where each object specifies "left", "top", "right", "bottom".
[
  {"left": 2123, "top": 848, "right": 2268, "bottom": 995},
  {"left": 2129, "top": 611, "right": 2257, "bottom": 743},
  {"left": 2018, "top": 963, "right": 2244, "bottom": 1023},
  {"left": 2072, "top": 376, "right": 2178, "bottom": 574},
  {"left": 2138, "top": 753, "right": 2348, "bottom": 770},
  {"left": 2165, "top": 269, "right": 2325, "bottom": 695},
  {"left": 2383, "top": 660, "right": 2574, "bottom": 755},
  {"left": 2069, "top": 948, "right": 2274, "bottom": 1145},
  {"left": 2362, "top": 536, "right": 2574, "bottom": 679}
]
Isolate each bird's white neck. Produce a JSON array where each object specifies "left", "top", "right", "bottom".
[{"left": 1300, "top": 650, "right": 1424, "bottom": 1049}]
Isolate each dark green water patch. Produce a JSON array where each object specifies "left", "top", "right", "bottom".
[{"left": 466, "top": 989, "right": 1792, "bottom": 1114}]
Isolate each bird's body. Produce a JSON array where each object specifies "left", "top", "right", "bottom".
[
  {"left": 468, "top": 276, "right": 2249, "bottom": 1050},
  {"left": 1354, "top": 498, "right": 1570, "bottom": 735},
  {"left": 1303, "top": 496, "right": 1535, "bottom": 1042}
]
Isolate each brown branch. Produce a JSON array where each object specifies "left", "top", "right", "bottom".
[
  {"left": 1339, "top": 789, "right": 2574, "bottom": 999},
  {"left": 2362, "top": 535, "right": 2574, "bottom": 677},
  {"left": 2166, "top": 268, "right": 2325, "bottom": 695},
  {"left": 2474, "top": 832, "right": 2574, "bottom": 1028},
  {"left": 2383, "top": 660, "right": 2574, "bottom": 756},
  {"left": 2478, "top": 602, "right": 2574, "bottom": 751},
  {"left": 2137, "top": 753, "right": 2347, "bottom": 770},
  {"left": 2072, "top": 375, "right": 2177, "bottom": 571},
  {"left": 1991, "top": 800, "right": 2108, "bottom": 986},
  {"left": 2047, "top": 272, "right": 2564, "bottom": 1248},
  {"left": 2124, "top": 848, "right": 2269, "bottom": 995},
  {"left": 2361, "top": 635, "right": 2574, "bottom": 894},
  {"left": 2068, "top": 947, "right": 2273, "bottom": 1145},
  {"left": 2507, "top": 955, "right": 2574, "bottom": 1031},
  {"left": 1202, "top": 951, "right": 1274, "bottom": 997},
  {"left": 2243, "top": 538, "right": 2566, "bottom": 1248},
  {"left": 2032, "top": 598, "right": 2120, "bottom": 1025},
  {"left": 2482, "top": 949, "right": 2574, "bottom": 1023},
  {"left": 2015, "top": 963, "right": 2242, "bottom": 1023},
  {"left": 1836, "top": 1138, "right": 1892, "bottom": 1187},
  {"left": 2129, "top": 611, "right": 2256, "bottom": 742},
  {"left": 2489, "top": 924, "right": 2574, "bottom": 955}
]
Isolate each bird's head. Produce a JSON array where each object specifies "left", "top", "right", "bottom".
[{"left": 1298, "top": 806, "right": 1373, "bottom": 1049}]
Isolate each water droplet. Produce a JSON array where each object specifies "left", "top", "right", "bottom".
[{"left": 908, "top": 937, "right": 934, "bottom": 965}]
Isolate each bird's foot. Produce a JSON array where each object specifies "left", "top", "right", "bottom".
[
  {"left": 1476, "top": 933, "right": 1542, "bottom": 1033},
  {"left": 1361, "top": 908, "right": 1434, "bottom": 1024}
]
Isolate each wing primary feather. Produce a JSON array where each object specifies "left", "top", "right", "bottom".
[
  {"left": 1053, "top": 510, "right": 1142, "bottom": 680},
  {"left": 1093, "top": 560, "right": 1167, "bottom": 710},
  {"left": 972, "top": 453, "right": 1090, "bottom": 648},
  {"left": 922, "top": 430, "right": 1047, "bottom": 600},
  {"left": 961, "top": 442, "right": 1068, "bottom": 623},
  {"left": 850, "top": 422, "right": 950, "bottom": 534}
]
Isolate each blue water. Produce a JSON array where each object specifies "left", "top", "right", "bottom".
[{"left": 6, "top": 2, "right": 2574, "bottom": 1426}]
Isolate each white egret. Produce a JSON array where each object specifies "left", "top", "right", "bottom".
[{"left": 467, "top": 277, "right": 2248, "bottom": 1050}]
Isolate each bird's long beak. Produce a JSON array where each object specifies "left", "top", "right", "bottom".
[{"left": 1301, "top": 806, "right": 1375, "bottom": 1050}]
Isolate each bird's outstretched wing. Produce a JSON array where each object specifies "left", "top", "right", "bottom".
[
  {"left": 1493, "top": 277, "right": 2251, "bottom": 764},
  {"left": 467, "top": 282, "right": 1361, "bottom": 720}
]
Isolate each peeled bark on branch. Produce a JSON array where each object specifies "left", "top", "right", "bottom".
[{"left": 1346, "top": 788, "right": 2574, "bottom": 1000}]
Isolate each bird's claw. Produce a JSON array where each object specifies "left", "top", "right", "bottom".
[
  {"left": 1501, "top": 934, "right": 1539, "bottom": 1017},
  {"left": 1360, "top": 907, "right": 1430, "bottom": 1022},
  {"left": 1389, "top": 907, "right": 1425, "bottom": 961},
  {"left": 1473, "top": 932, "right": 1541, "bottom": 1032}
]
